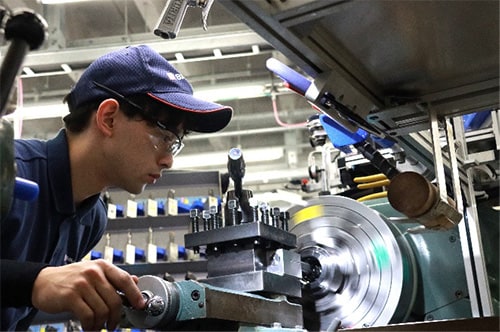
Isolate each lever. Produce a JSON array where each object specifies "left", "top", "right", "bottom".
[{"left": 227, "top": 147, "right": 245, "bottom": 200}]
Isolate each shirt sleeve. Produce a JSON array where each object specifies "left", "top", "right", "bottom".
[{"left": 0, "top": 260, "right": 49, "bottom": 307}]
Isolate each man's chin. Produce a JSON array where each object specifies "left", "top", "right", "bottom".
[{"left": 127, "top": 184, "right": 147, "bottom": 195}]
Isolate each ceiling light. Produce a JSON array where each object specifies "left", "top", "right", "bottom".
[
  {"left": 174, "top": 147, "right": 284, "bottom": 168},
  {"left": 5, "top": 103, "right": 69, "bottom": 120},
  {"left": 40, "top": 0, "right": 98, "bottom": 4},
  {"left": 194, "top": 85, "right": 265, "bottom": 102}
]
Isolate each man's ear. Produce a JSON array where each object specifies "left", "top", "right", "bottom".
[{"left": 95, "top": 99, "right": 119, "bottom": 137}]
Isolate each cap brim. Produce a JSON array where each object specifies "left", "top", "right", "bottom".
[{"left": 148, "top": 92, "right": 233, "bottom": 133}]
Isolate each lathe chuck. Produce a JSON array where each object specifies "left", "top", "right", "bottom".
[{"left": 290, "top": 196, "right": 417, "bottom": 330}]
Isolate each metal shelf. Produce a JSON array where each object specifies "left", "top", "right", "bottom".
[{"left": 106, "top": 214, "right": 191, "bottom": 231}]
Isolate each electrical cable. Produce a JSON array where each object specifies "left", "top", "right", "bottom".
[
  {"left": 353, "top": 173, "right": 387, "bottom": 183},
  {"left": 271, "top": 93, "right": 308, "bottom": 128},
  {"left": 357, "top": 179, "right": 391, "bottom": 190},
  {"left": 357, "top": 191, "right": 388, "bottom": 202}
]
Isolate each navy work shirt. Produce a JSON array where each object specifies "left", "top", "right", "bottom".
[{"left": 1, "top": 129, "right": 107, "bottom": 330}]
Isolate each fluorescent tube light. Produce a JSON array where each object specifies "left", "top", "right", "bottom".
[
  {"left": 194, "top": 85, "right": 265, "bottom": 102},
  {"left": 173, "top": 147, "right": 283, "bottom": 168},
  {"left": 5, "top": 103, "right": 69, "bottom": 120},
  {"left": 41, "top": 0, "right": 97, "bottom": 4}
]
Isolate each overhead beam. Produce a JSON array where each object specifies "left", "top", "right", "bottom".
[
  {"left": 132, "top": 0, "right": 160, "bottom": 32},
  {"left": 3, "top": 23, "right": 268, "bottom": 67}
]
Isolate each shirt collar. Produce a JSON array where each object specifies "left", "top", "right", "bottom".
[{"left": 47, "top": 129, "right": 100, "bottom": 224}]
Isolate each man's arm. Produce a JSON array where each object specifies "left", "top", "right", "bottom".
[
  {"left": 31, "top": 259, "right": 146, "bottom": 331},
  {"left": 0, "top": 259, "right": 49, "bottom": 307}
]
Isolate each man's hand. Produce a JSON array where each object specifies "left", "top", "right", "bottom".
[{"left": 31, "top": 259, "right": 146, "bottom": 331}]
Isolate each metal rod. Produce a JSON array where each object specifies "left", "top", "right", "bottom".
[
  {"left": 450, "top": 116, "right": 494, "bottom": 316},
  {"left": 429, "top": 108, "right": 448, "bottom": 202},
  {"left": 0, "top": 39, "right": 29, "bottom": 115}
]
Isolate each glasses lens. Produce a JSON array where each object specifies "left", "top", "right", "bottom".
[
  {"left": 149, "top": 127, "right": 184, "bottom": 157},
  {"left": 171, "top": 141, "right": 184, "bottom": 157}
]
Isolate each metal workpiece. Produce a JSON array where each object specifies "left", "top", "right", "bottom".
[
  {"left": 290, "top": 196, "right": 417, "bottom": 330},
  {"left": 123, "top": 276, "right": 303, "bottom": 330},
  {"left": 185, "top": 221, "right": 297, "bottom": 249}
]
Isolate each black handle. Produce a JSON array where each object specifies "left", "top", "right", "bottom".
[{"left": 0, "top": 8, "right": 48, "bottom": 115}]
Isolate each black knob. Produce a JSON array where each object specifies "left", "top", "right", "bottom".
[{"left": 5, "top": 9, "right": 48, "bottom": 50}]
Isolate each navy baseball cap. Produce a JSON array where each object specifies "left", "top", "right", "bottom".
[{"left": 65, "top": 45, "right": 232, "bottom": 133}]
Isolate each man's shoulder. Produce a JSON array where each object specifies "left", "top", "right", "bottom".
[{"left": 14, "top": 138, "right": 48, "bottom": 161}]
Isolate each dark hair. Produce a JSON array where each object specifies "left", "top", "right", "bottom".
[{"left": 63, "top": 93, "right": 193, "bottom": 136}]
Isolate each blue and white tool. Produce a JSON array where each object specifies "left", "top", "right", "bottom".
[{"left": 266, "top": 57, "right": 385, "bottom": 138}]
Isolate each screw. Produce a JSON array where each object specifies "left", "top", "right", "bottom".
[
  {"left": 251, "top": 205, "right": 259, "bottom": 222},
  {"left": 270, "top": 207, "right": 280, "bottom": 227},
  {"left": 191, "top": 290, "right": 200, "bottom": 301},
  {"left": 202, "top": 210, "right": 211, "bottom": 231},
  {"left": 209, "top": 206, "right": 219, "bottom": 229},
  {"left": 189, "top": 209, "right": 200, "bottom": 233},
  {"left": 227, "top": 199, "right": 239, "bottom": 225},
  {"left": 280, "top": 211, "right": 289, "bottom": 231},
  {"left": 259, "top": 202, "right": 269, "bottom": 224}
]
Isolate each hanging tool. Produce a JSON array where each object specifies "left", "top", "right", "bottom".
[
  {"left": 266, "top": 57, "right": 385, "bottom": 138},
  {"left": 154, "top": 0, "right": 215, "bottom": 39}
]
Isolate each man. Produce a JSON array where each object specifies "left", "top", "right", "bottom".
[{"left": 1, "top": 45, "right": 233, "bottom": 330}]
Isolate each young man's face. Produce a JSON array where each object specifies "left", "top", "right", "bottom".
[{"left": 106, "top": 112, "right": 179, "bottom": 194}]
